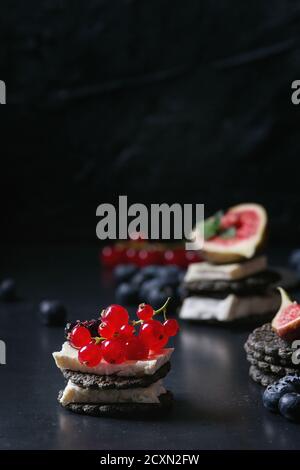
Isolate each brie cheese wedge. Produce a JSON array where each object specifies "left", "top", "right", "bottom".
[
  {"left": 179, "top": 292, "right": 279, "bottom": 322},
  {"left": 53, "top": 342, "right": 173, "bottom": 377},
  {"left": 60, "top": 379, "right": 166, "bottom": 405},
  {"left": 184, "top": 256, "right": 267, "bottom": 282}
]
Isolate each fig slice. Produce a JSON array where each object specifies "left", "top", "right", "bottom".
[
  {"left": 200, "top": 203, "right": 267, "bottom": 264},
  {"left": 272, "top": 287, "right": 300, "bottom": 341}
]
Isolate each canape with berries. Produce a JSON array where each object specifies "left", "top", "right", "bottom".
[{"left": 53, "top": 298, "right": 178, "bottom": 418}]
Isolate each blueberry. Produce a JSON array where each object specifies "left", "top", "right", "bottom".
[
  {"left": 279, "top": 375, "right": 300, "bottom": 391},
  {"left": 140, "top": 265, "right": 161, "bottom": 280},
  {"left": 158, "top": 266, "right": 181, "bottom": 287},
  {"left": 289, "top": 249, "right": 300, "bottom": 269},
  {"left": 115, "top": 282, "right": 139, "bottom": 305},
  {"left": 0, "top": 278, "right": 16, "bottom": 301},
  {"left": 113, "top": 264, "right": 138, "bottom": 284},
  {"left": 279, "top": 392, "right": 300, "bottom": 421},
  {"left": 263, "top": 382, "right": 296, "bottom": 413},
  {"left": 177, "top": 270, "right": 186, "bottom": 284},
  {"left": 139, "top": 278, "right": 164, "bottom": 303},
  {"left": 145, "top": 285, "right": 173, "bottom": 310},
  {"left": 159, "top": 265, "right": 181, "bottom": 276},
  {"left": 131, "top": 272, "right": 148, "bottom": 288},
  {"left": 177, "top": 283, "right": 187, "bottom": 300},
  {"left": 38, "top": 300, "right": 67, "bottom": 326}
]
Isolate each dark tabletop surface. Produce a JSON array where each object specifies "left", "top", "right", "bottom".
[{"left": 1, "top": 243, "right": 300, "bottom": 451}]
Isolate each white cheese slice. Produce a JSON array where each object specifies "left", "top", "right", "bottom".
[
  {"left": 179, "top": 292, "right": 279, "bottom": 322},
  {"left": 60, "top": 379, "right": 166, "bottom": 406},
  {"left": 184, "top": 256, "right": 267, "bottom": 282},
  {"left": 53, "top": 342, "right": 173, "bottom": 377}
]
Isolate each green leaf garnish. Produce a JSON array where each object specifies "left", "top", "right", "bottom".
[
  {"left": 204, "top": 211, "right": 223, "bottom": 240},
  {"left": 219, "top": 227, "right": 236, "bottom": 239}
]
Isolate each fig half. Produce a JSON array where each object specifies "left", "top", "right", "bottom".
[
  {"left": 201, "top": 203, "right": 267, "bottom": 264},
  {"left": 272, "top": 287, "right": 300, "bottom": 342}
]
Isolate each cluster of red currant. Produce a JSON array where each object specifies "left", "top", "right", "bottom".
[
  {"left": 101, "top": 244, "right": 202, "bottom": 268},
  {"left": 69, "top": 298, "right": 179, "bottom": 367}
]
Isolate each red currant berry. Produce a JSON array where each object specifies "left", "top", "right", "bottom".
[
  {"left": 163, "top": 319, "right": 179, "bottom": 336},
  {"left": 164, "top": 248, "right": 185, "bottom": 266},
  {"left": 163, "top": 249, "right": 175, "bottom": 265},
  {"left": 184, "top": 250, "right": 203, "bottom": 266},
  {"left": 137, "top": 303, "right": 154, "bottom": 321},
  {"left": 139, "top": 319, "right": 168, "bottom": 352},
  {"left": 102, "top": 304, "right": 129, "bottom": 329},
  {"left": 98, "top": 321, "right": 116, "bottom": 339},
  {"left": 70, "top": 325, "right": 91, "bottom": 349},
  {"left": 125, "top": 248, "right": 139, "bottom": 265},
  {"left": 148, "top": 334, "right": 168, "bottom": 352},
  {"left": 78, "top": 343, "right": 102, "bottom": 367},
  {"left": 152, "top": 333, "right": 168, "bottom": 352},
  {"left": 125, "top": 336, "right": 149, "bottom": 360},
  {"left": 137, "top": 249, "right": 161, "bottom": 267},
  {"left": 101, "top": 338, "right": 126, "bottom": 364},
  {"left": 101, "top": 246, "right": 120, "bottom": 268},
  {"left": 119, "top": 324, "right": 135, "bottom": 338}
]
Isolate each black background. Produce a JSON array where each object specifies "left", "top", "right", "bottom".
[
  {"left": 1, "top": 0, "right": 300, "bottom": 243},
  {"left": 1, "top": 2, "right": 300, "bottom": 453}
]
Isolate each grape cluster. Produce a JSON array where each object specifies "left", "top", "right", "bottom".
[{"left": 68, "top": 299, "right": 179, "bottom": 367}]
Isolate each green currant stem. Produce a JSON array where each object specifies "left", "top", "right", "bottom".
[
  {"left": 93, "top": 336, "right": 105, "bottom": 344},
  {"left": 163, "top": 309, "right": 167, "bottom": 322},
  {"left": 132, "top": 297, "right": 171, "bottom": 325},
  {"left": 154, "top": 297, "right": 171, "bottom": 315}
]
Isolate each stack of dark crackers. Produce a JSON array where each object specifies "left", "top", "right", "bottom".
[
  {"left": 53, "top": 330, "right": 175, "bottom": 419},
  {"left": 244, "top": 323, "right": 300, "bottom": 386},
  {"left": 59, "top": 362, "right": 173, "bottom": 418},
  {"left": 182, "top": 270, "right": 279, "bottom": 298},
  {"left": 179, "top": 255, "right": 285, "bottom": 323}
]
